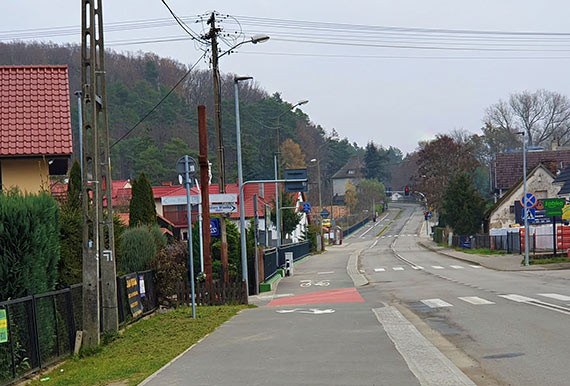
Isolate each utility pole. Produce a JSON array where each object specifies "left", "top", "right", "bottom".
[
  {"left": 81, "top": 0, "right": 118, "bottom": 347},
  {"left": 198, "top": 106, "right": 213, "bottom": 290},
  {"left": 205, "top": 12, "right": 229, "bottom": 283}
]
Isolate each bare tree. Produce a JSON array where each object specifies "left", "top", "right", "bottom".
[{"left": 484, "top": 89, "right": 570, "bottom": 147}]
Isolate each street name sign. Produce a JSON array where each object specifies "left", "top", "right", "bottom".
[{"left": 210, "top": 202, "right": 237, "bottom": 213}]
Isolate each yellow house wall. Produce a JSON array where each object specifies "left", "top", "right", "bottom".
[{"left": 1, "top": 158, "right": 49, "bottom": 194}]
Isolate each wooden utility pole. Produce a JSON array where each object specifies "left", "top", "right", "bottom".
[
  {"left": 205, "top": 12, "right": 229, "bottom": 282},
  {"left": 198, "top": 106, "right": 213, "bottom": 289},
  {"left": 81, "top": 0, "right": 118, "bottom": 348}
]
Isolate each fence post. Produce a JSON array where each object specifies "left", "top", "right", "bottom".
[
  {"left": 52, "top": 296, "right": 60, "bottom": 358},
  {"left": 6, "top": 306, "right": 16, "bottom": 379},
  {"left": 30, "top": 295, "right": 41, "bottom": 369},
  {"left": 64, "top": 288, "right": 76, "bottom": 352}
]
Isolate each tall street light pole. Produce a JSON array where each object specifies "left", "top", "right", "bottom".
[
  {"left": 275, "top": 99, "right": 308, "bottom": 246},
  {"left": 518, "top": 132, "right": 530, "bottom": 266},
  {"left": 204, "top": 12, "right": 268, "bottom": 282},
  {"left": 234, "top": 75, "right": 253, "bottom": 293}
]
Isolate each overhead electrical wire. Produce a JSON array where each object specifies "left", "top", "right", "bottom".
[{"left": 109, "top": 52, "right": 205, "bottom": 149}]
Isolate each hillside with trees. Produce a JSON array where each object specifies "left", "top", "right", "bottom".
[{"left": 0, "top": 41, "right": 404, "bottom": 206}]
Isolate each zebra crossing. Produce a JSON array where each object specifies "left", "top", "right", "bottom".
[
  {"left": 417, "top": 293, "right": 570, "bottom": 309},
  {"left": 368, "top": 264, "right": 481, "bottom": 272}
]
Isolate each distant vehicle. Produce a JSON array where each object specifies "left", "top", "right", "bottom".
[{"left": 322, "top": 218, "right": 331, "bottom": 227}]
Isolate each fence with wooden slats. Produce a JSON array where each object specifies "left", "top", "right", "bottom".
[{"left": 176, "top": 280, "right": 248, "bottom": 307}]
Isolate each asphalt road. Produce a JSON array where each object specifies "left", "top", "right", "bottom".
[
  {"left": 142, "top": 203, "right": 570, "bottom": 385},
  {"left": 361, "top": 203, "right": 570, "bottom": 386}
]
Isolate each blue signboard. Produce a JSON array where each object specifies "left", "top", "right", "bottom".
[
  {"left": 459, "top": 236, "right": 472, "bottom": 249},
  {"left": 210, "top": 218, "right": 220, "bottom": 237}
]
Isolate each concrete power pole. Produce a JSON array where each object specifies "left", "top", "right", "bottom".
[
  {"left": 205, "top": 12, "right": 229, "bottom": 283},
  {"left": 81, "top": 0, "right": 118, "bottom": 348}
]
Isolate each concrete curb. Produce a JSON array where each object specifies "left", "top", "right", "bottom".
[
  {"left": 347, "top": 248, "right": 368, "bottom": 287},
  {"left": 417, "top": 241, "right": 570, "bottom": 272}
]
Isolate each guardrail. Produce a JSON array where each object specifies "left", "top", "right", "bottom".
[{"left": 262, "top": 241, "right": 310, "bottom": 282}]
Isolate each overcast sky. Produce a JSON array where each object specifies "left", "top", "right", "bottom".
[{"left": 4, "top": 1, "right": 570, "bottom": 154}]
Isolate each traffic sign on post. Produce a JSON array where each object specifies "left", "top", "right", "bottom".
[
  {"left": 284, "top": 169, "right": 308, "bottom": 192},
  {"left": 320, "top": 208, "right": 330, "bottom": 218},
  {"left": 520, "top": 193, "right": 537, "bottom": 208},
  {"left": 543, "top": 198, "right": 565, "bottom": 217}
]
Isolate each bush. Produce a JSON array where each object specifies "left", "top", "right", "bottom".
[
  {"left": 433, "top": 227, "right": 444, "bottom": 243},
  {"left": 0, "top": 190, "right": 60, "bottom": 300},
  {"left": 149, "top": 241, "right": 188, "bottom": 306},
  {"left": 302, "top": 224, "right": 320, "bottom": 252},
  {"left": 118, "top": 226, "right": 157, "bottom": 274}
]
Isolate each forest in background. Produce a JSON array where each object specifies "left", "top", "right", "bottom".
[{"left": 0, "top": 41, "right": 407, "bottom": 205}]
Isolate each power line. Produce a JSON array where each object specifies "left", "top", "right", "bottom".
[{"left": 109, "top": 52, "right": 205, "bottom": 149}]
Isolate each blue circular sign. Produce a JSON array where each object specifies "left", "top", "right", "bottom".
[{"left": 520, "top": 193, "right": 537, "bottom": 208}]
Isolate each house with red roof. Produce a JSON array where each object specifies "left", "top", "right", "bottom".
[{"left": 0, "top": 66, "right": 72, "bottom": 193}]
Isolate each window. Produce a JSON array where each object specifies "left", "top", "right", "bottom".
[
  {"left": 347, "top": 169, "right": 355, "bottom": 175},
  {"left": 181, "top": 231, "right": 188, "bottom": 241},
  {"left": 535, "top": 190, "right": 547, "bottom": 199},
  {"left": 259, "top": 183, "right": 264, "bottom": 198},
  {"left": 509, "top": 205, "right": 514, "bottom": 214}
]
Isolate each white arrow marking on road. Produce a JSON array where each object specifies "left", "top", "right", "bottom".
[
  {"left": 276, "top": 309, "right": 301, "bottom": 313},
  {"left": 298, "top": 308, "right": 335, "bottom": 314},
  {"left": 421, "top": 298, "right": 453, "bottom": 308},
  {"left": 537, "top": 293, "right": 570, "bottom": 301},
  {"left": 458, "top": 296, "right": 495, "bottom": 305}
]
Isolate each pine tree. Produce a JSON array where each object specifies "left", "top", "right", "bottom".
[
  {"left": 441, "top": 173, "right": 486, "bottom": 235},
  {"left": 129, "top": 172, "right": 157, "bottom": 227}
]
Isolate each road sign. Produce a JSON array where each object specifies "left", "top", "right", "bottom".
[
  {"left": 523, "top": 208, "right": 536, "bottom": 223},
  {"left": 176, "top": 156, "right": 197, "bottom": 176},
  {"left": 520, "top": 193, "right": 537, "bottom": 208},
  {"left": 210, "top": 203, "right": 237, "bottom": 213},
  {"left": 320, "top": 208, "right": 330, "bottom": 218},
  {"left": 0, "top": 309, "right": 7, "bottom": 343},
  {"left": 210, "top": 218, "right": 220, "bottom": 237},
  {"left": 542, "top": 198, "right": 565, "bottom": 217},
  {"left": 284, "top": 169, "right": 308, "bottom": 192}
]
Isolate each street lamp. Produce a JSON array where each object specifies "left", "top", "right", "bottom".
[
  {"left": 234, "top": 75, "right": 253, "bottom": 293},
  {"left": 275, "top": 99, "right": 309, "bottom": 247},
  {"left": 219, "top": 34, "right": 270, "bottom": 58},
  {"left": 517, "top": 131, "right": 530, "bottom": 266},
  {"left": 309, "top": 158, "right": 324, "bottom": 251}
]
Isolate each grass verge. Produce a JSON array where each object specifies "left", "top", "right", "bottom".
[
  {"left": 30, "top": 305, "right": 250, "bottom": 386},
  {"left": 525, "top": 256, "right": 570, "bottom": 265},
  {"left": 436, "top": 242, "right": 505, "bottom": 255}
]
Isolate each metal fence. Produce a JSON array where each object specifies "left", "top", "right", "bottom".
[
  {"left": 0, "top": 270, "right": 157, "bottom": 385},
  {"left": 450, "top": 233, "right": 521, "bottom": 254},
  {"left": 342, "top": 217, "right": 370, "bottom": 238},
  {"left": 262, "top": 241, "right": 311, "bottom": 282}
]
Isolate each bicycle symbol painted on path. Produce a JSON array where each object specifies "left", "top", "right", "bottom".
[{"left": 299, "top": 280, "right": 330, "bottom": 288}]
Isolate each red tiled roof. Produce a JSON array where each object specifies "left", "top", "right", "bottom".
[
  {"left": 493, "top": 150, "right": 570, "bottom": 190},
  {"left": 0, "top": 66, "right": 72, "bottom": 157}
]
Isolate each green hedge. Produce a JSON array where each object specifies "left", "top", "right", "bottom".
[
  {"left": 433, "top": 227, "right": 444, "bottom": 244},
  {"left": 0, "top": 191, "right": 60, "bottom": 300}
]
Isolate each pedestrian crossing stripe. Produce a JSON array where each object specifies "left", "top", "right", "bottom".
[
  {"left": 393, "top": 267, "right": 404, "bottom": 271},
  {"left": 421, "top": 298, "right": 453, "bottom": 308},
  {"left": 458, "top": 296, "right": 495, "bottom": 305},
  {"left": 537, "top": 293, "right": 570, "bottom": 301},
  {"left": 469, "top": 265, "right": 482, "bottom": 269},
  {"left": 450, "top": 265, "right": 464, "bottom": 269},
  {"left": 432, "top": 266, "right": 444, "bottom": 269},
  {"left": 374, "top": 268, "right": 385, "bottom": 272}
]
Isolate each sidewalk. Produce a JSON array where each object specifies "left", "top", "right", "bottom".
[{"left": 418, "top": 236, "right": 570, "bottom": 271}]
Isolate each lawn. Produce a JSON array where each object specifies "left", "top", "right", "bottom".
[
  {"left": 30, "top": 305, "right": 250, "bottom": 386},
  {"left": 526, "top": 256, "right": 570, "bottom": 265}
]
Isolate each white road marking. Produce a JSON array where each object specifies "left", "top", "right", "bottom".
[
  {"left": 393, "top": 267, "right": 405, "bottom": 271},
  {"left": 538, "top": 293, "right": 570, "bottom": 301},
  {"left": 359, "top": 269, "right": 365, "bottom": 273},
  {"left": 458, "top": 296, "right": 495, "bottom": 305},
  {"left": 370, "top": 239, "right": 379, "bottom": 249},
  {"left": 374, "top": 268, "right": 385, "bottom": 272},
  {"left": 432, "top": 265, "right": 445, "bottom": 269},
  {"left": 450, "top": 265, "right": 464, "bottom": 269},
  {"left": 412, "top": 266, "right": 423, "bottom": 270},
  {"left": 298, "top": 308, "right": 335, "bottom": 314},
  {"left": 387, "top": 235, "right": 393, "bottom": 238},
  {"left": 317, "top": 271, "right": 335, "bottom": 275},
  {"left": 469, "top": 265, "right": 482, "bottom": 269},
  {"left": 373, "top": 307, "right": 475, "bottom": 385},
  {"left": 498, "top": 294, "right": 536, "bottom": 303},
  {"left": 421, "top": 298, "right": 453, "bottom": 308}
]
